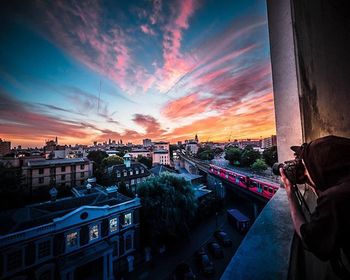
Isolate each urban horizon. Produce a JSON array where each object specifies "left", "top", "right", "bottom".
[{"left": 0, "top": 0, "right": 276, "bottom": 148}]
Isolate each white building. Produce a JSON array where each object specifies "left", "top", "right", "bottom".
[{"left": 152, "top": 141, "right": 170, "bottom": 166}]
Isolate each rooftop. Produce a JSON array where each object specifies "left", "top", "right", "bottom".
[
  {"left": 27, "top": 157, "right": 90, "bottom": 167},
  {"left": 0, "top": 184, "right": 132, "bottom": 236}
]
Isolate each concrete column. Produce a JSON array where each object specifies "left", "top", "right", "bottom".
[
  {"left": 252, "top": 202, "right": 259, "bottom": 220},
  {"left": 267, "top": 0, "right": 303, "bottom": 162},
  {"left": 127, "top": 255, "right": 134, "bottom": 272},
  {"left": 108, "top": 252, "right": 114, "bottom": 280}
]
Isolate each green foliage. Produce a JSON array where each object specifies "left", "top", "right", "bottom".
[
  {"left": 137, "top": 174, "right": 197, "bottom": 246},
  {"left": 137, "top": 156, "right": 152, "bottom": 169},
  {"left": 87, "top": 150, "right": 108, "bottom": 165},
  {"left": 0, "top": 164, "right": 23, "bottom": 192},
  {"left": 263, "top": 146, "right": 278, "bottom": 167},
  {"left": 198, "top": 150, "right": 214, "bottom": 160},
  {"left": 240, "top": 148, "right": 261, "bottom": 167},
  {"left": 251, "top": 158, "right": 268, "bottom": 172},
  {"left": 101, "top": 155, "right": 124, "bottom": 168},
  {"left": 225, "top": 147, "right": 243, "bottom": 165},
  {"left": 213, "top": 147, "right": 224, "bottom": 155},
  {"left": 118, "top": 181, "right": 134, "bottom": 198}
]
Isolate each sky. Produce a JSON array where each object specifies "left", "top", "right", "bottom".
[{"left": 0, "top": 0, "right": 276, "bottom": 148}]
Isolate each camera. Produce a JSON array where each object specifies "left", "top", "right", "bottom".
[{"left": 272, "top": 159, "right": 307, "bottom": 185}]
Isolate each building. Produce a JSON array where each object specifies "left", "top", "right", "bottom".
[
  {"left": 0, "top": 139, "right": 11, "bottom": 156},
  {"left": 261, "top": 135, "right": 277, "bottom": 149},
  {"left": 128, "top": 149, "right": 152, "bottom": 159},
  {"left": 185, "top": 141, "right": 199, "bottom": 155},
  {"left": 0, "top": 182, "right": 141, "bottom": 279},
  {"left": 108, "top": 154, "right": 151, "bottom": 193},
  {"left": 22, "top": 158, "right": 93, "bottom": 191},
  {"left": 152, "top": 141, "right": 170, "bottom": 166},
  {"left": 142, "top": 139, "right": 152, "bottom": 147}
]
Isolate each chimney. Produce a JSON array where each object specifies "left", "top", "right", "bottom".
[{"left": 123, "top": 153, "right": 131, "bottom": 168}]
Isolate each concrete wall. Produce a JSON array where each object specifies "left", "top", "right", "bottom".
[
  {"left": 292, "top": 0, "right": 350, "bottom": 142},
  {"left": 267, "top": 0, "right": 303, "bottom": 162}
]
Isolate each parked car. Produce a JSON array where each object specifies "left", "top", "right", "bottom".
[
  {"left": 174, "top": 262, "right": 196, "bottom": 280},
  {"left": 214, "top": 230, "right": 232, "bottom": 247},
  {"left": 207, "top": 242, "right": 224, "bottom": 259},
  {"left": 195, "top": 248, "right": 215, "bottom": 275}
]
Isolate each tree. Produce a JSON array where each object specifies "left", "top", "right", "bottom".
[
  {"left": 251, "top": 159, "right": 268, "bottom": 172},
  {"left": 118, "top": 181, "right": 134, "bottom": 198},
  {"left": 137, "top": 174, "right": 197, "bottom": 246},
  {"left": 225, "top": 147, "right": 243, "bottom": 165},
  {"left": 0, "top": 164, "right": 23, "bottom": 193},
  {"left": 240, "top": 148, "right": 261, "bottom": 167},
  {"left": 263, "top": 146, "right": 278, "bottom": 167},
  {"left": 198, "top": 150, "right": 214, "bottom": 160},
  {"left": 137, "top": 156, "right": 152, "bottom": 169},
  {"left": 213, "top": 147, "right": 224, "bottom": 156},
  {"left": 101, "top": 155, "right": 124, "bottom": 168},
  {"left": 87, "top": 150, "right": 108, "bottom": 165}
]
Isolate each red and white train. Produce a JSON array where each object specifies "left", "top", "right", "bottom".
[{"left": 209, "top": 164, "right": 279, "bottom": 200}]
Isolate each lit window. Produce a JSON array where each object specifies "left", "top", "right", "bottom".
[
  {"left": 38, "top": 240, "right": 51, "bottom": 260},
  {"left": 135, "top": 169, "right": 139, "bottom": 175},
  {"left": 89, "top": 224, "right": 100, "bottom": 241},
  {"left": 109, "top": 218, "right": 118, "bottom": 233},
  {"left": 7, "top": 250, "right": 22, "bottom": 271},
  {"left": 130, "top": 170, "right": 133, "bottom": 175},
  {"left": 137, "top": 178, "right": 140, "bottom": 184},
  {"left": 66, "top": 231, "right": 79, "bottom": 251},
  {"left": 141, "top": 168, "right": 144, "bottom": 174},
  {"left": 131, "top": 179, "right": 135, "bottom": 185},
  {"left": 123, "top": 170, "right": 127, "bottom": 176},
  {"left": 123, "top": 213, "right": 132, "bottom": 227},
  {"left": 117, "top": 171, "right": 121, "bottom": 178}
]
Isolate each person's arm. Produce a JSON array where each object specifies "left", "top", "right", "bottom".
[{"left": 280, "top": 168, "right": 306, "bottom": 238}]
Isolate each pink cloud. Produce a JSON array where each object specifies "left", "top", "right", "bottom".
[{"left": 140, "top": 24, "right": 156, "bottom": 36}]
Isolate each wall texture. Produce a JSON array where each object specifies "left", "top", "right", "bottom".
[{"left": 292, "top": 0, "right": 350, "bottom": 142}]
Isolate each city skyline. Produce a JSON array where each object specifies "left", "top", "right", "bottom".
[{"left": 0, "top": 0, "right": 276, "bottom": 148}]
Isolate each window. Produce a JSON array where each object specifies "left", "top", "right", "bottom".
[
  {"left": 37, "top": 239, "right": 51, "bottom": 260},
  {"left": 39, "top": 168, "right": 44, "bottom": 174},
  {"left": 135, "top": 169, "right": 139, "bottom": 175},
  {"left": 124, "top": 232, "right": 134, "bottom": 252},
  {"left": 39, "top": 177, "right": 44, "bottom": 184},
  {"left": 61, "top": 166, "right": 66, "bottom": 172},
  {"left": 61, "top": 174, "right": 66, "bottom": 181},
  {"left": 65, "top": 231, "right": 79, "bottom": 251},
  {"left": 131, "top": 179, "right": 135, "bottom": 185},
  {"left": 80, "top": 172, "right": 84, "bottom": 178},
  {"left": 130, "top": 170, "right": 133, "bottom": 176},
  {"left": 80, "top": 164, "right": 85, "bottom": 170},
  {"left": 123, "top": 170, "right": 127, "bottom": 177},
  {"left": 6, "top": 250, "right": 23, "bottom": 272},
  {"left": 123, "top": 213, "right": 132, "bottom": 227},
  {"left": 117, "top": 171, "right": 121, "bottom": 178},
  {"left": 109, "top": 217, "right": 118, "bottom": 234},
  {"left": 89, "top": 224, "right": 100, "bottom": 242},
  {"left": 141, "top": 168, "right": 144, "bottom": 174}
]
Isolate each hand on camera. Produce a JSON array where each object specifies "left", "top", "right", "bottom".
[{"left": 280, "top": 168, "right": 293, "bottom": 195}]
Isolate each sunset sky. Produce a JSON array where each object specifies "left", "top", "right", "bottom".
[{"left": 0, "top": 0, "right": 276, "bottom": 148}]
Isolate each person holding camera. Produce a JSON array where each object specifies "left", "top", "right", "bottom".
[{"left": 278, "top": 135, "right": 350, "bottom": 279}]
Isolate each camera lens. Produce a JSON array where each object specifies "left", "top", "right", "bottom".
[{"left": 272, "top": 163, "right": 283, "bottom": 176}]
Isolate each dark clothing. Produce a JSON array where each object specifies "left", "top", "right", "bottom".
[{"left": 297, "top": 135, "right": 350, "bottom": 276}]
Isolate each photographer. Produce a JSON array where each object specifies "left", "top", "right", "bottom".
[{"left": 280, "top": 135, "right": 350, "bottom": 278}]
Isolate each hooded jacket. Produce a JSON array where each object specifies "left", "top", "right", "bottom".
[{"left": 299, "top": 135, "right": 350, "bottom": 263}]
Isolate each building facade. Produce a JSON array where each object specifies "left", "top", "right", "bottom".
[
  {"left": 108, "top": 154, "right": 151, "bottom": 193},
  {"left": 0, "top": 139, "right": 11, "bottom": 156},
  {"left": 152, "top": 142, "right": 170, "bottom": 166},
  {"left": 22, "top": 158, "right": 93, "bottom": 191},
  {"left": 128, "top": 149, "right": 152, "bottom": 159},
  {"left": 261, "top": 135, "right": 277, "bottom": 149},
  {"left": 0, "top": 184, "right": 141, "bottom": 279},
  {"left": 142, "top": 139, "right": 152, "bottom": 147}
]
